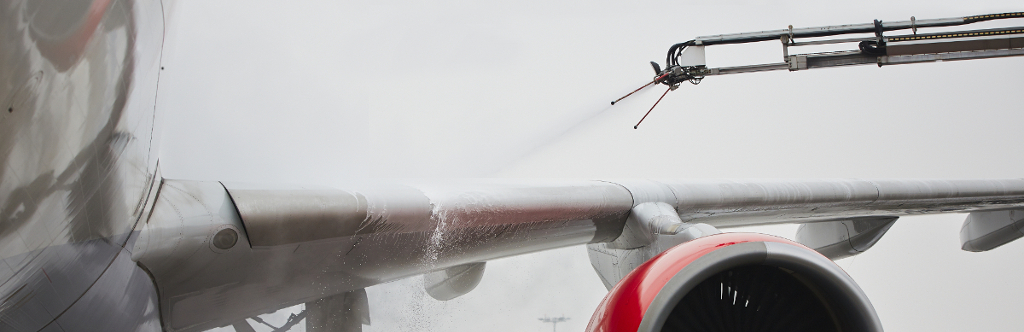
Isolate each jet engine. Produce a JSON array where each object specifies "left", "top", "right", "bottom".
[{"left": 585, "top": 233, "right": 881, "bottom": 332}]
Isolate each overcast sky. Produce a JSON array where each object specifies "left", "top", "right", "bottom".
[{"left": 154, "top": 0, "right": 1024, "bottom": 331}]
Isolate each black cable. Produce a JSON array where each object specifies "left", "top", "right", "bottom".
[{"left": 665, "top": 40, "right": 695, "bottom": 68}]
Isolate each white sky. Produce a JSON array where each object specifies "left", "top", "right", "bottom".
[{"left": 155, "top": 0, "right": 1024, "bottom": 331}]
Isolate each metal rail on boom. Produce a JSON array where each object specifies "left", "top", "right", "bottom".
[{"left": 616, "top": 12, "right": 1024, "bottom": 128}]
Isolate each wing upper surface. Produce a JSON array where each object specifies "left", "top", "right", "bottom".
[
  {"left": 633, "top": 179, "right": 1024, "bottom": 227},
  {"left": 224, "top": 178, "right": 1024, "bottom": 249}
]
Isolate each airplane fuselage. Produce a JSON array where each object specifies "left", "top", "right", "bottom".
[{"left": 1, "top": 0, "right": 162, "bottom": 330}]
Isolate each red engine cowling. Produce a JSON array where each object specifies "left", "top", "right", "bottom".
[{"left": 586, "top": 233, "right": 882, "bottom": 332}]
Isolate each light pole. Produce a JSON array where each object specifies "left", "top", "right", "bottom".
[{"left": 538, "top": 316, "right": 569, "bottom": 332}]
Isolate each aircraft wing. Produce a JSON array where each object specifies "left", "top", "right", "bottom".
[{"left": 131, "top": 178, "right": 1024, "bottom": 331}]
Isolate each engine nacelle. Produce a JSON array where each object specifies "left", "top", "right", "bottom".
[{"left": 586, "top": 233, "right": 881, "bottom": 332}]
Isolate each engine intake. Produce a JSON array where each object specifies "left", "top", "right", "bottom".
[{"left": 586, "top": 233, "right": 881, "bottom": 332}]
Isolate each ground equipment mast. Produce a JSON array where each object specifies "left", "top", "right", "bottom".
[{"left": 617, "top": 12, "right": 1024, "bottom": 128}]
